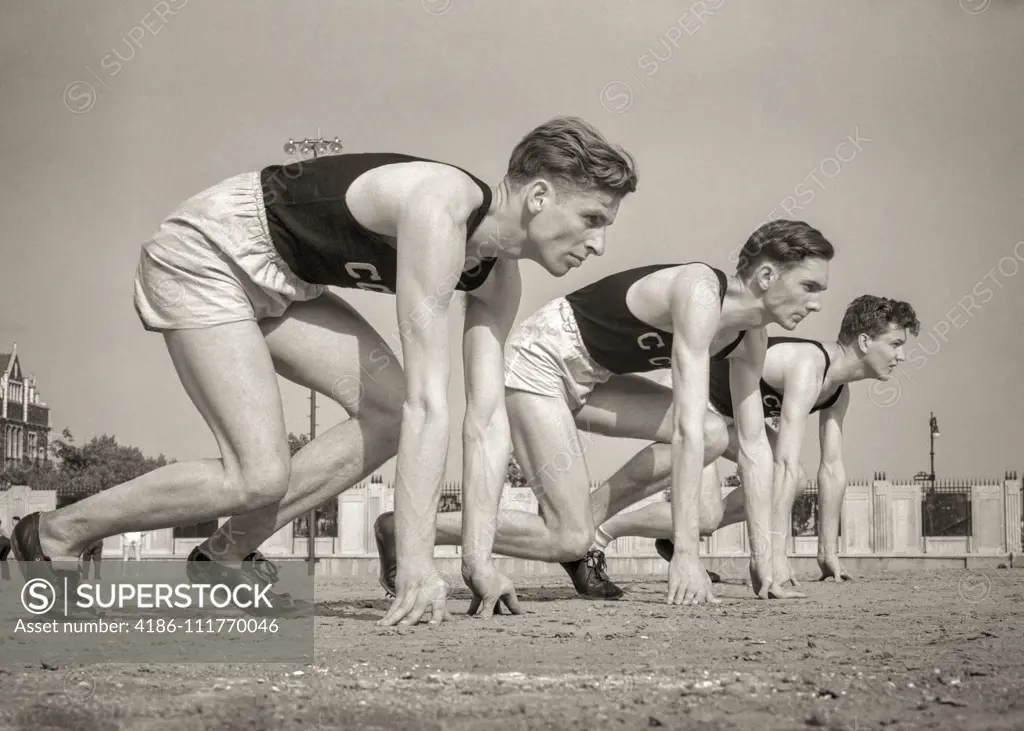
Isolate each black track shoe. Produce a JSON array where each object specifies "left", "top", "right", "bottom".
[
  {"left": 373, "top": 512, "right": 398, "bottom": 597},
  {"left": 11, "top": 513, "right": 103, "bottom": 618},
  {"left": 560, "top": 549, "right": 623, "bottom": 600},
  {"left": 185, "top": 546, "right": 309, "bottom": 617},
  {"left": 241, "top": 550, "right": 279, "bottom": 585}
]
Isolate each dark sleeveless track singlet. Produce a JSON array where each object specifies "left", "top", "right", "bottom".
[
  {"left": 707, "top": 336, "right": 845, "bottom": 418},
  {"left": 260, "top": 153, "right": 496, "bottom": 293},
  {"left": 564, "top": 263, "right": 746, "bottom": 375}
]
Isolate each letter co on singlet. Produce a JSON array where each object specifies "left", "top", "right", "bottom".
[
  {"left": 762, "top": 394, "right": 781, "bottom": 415},
  {"left": 345, "top": 263, "right": 392, "bottom": 293},
  {"left": 637, "top": 332, "right": 671, "bottom": 368}
]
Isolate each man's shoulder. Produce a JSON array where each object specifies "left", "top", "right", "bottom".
[
  {"left": 366, "top": 158, "right": 488, "bottom": 221},
  {"left": 770, "top": 339, "right": 827, "bottom": 375}
]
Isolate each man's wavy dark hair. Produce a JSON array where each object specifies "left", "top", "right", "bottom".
[
  {"left": 736, "top": 219, "right": 835, "bottom": 277},
  {"left": 506, "top": 116, "right": 638, "bottom": 198},
  {"left": 838, "top": 295, "right": 920, "bottom": 345}
]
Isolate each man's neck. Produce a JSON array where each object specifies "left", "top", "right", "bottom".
[
  {"left": 467, "top": 182, "right": 525, "bottom": 261},
  {"left": 824, "top": 341, "right": 872, "bottom": 386},
  {"left": 720, "top": 273, "right": 772, "bottom": 330}
]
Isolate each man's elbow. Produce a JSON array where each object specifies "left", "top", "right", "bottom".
[
  {"left": 774, "top": 456, "right": 802, "bottom": 483},
  {"left": 402, "top": 396, "right": 449, "bottom": 428},
  {"left": 463, "top": 403, "right": 507, "bottom": 440},
  {"left": 737, "top": 427, "right": 771, "bottom": 462},
  {"left": 672, "top": 419, "right": 705, "bottom": 449}
]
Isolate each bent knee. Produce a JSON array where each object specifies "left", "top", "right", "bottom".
[
  {"left": 358, "top": 396, "right": 404, "bottom": 454},
  {"left": 549, "top": 527, "right": 594, "bottom": 563},
  {"left": 703, "top": 418, "right": 730, "bottom": 459},
  {"left": 699, "top": 501, "right": 725, "bottom": 537},
  {"left": 227, "top": 458, "right": 291, "bottom": 510},
  {"left": 345, "top": 380, "right": 404, "bottom": 441}
]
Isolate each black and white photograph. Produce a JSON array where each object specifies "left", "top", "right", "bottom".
[{"left": 1, "top": 1, "right": 1023, "bottom": 729}]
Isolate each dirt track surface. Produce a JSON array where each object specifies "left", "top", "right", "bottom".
[{"left": 1, "top": 568, "right": 1023, "bottom": 730}]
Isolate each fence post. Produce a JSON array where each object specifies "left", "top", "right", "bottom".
[
  {"left": 869, "top": 477, "right": 877, "bottom": 553},
  {"left": 872, "top": 474, "right": 890, "bottom": 554},
  {"left": 1005, "top": 472, "right": 1022, "bottom": 554}
]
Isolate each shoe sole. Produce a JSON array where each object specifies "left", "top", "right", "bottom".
[
  {"left": 571, "top": 580, "right": 624, "bottom": 601},
  {"left": 373, "top": 519, "right": 396, "bottom": 597},
  {"left": 375, "top": 551, "right": 396, "bottom": 598},
  {"left": 10, "top": 526, "right": 106, "bottom": 619},
  {"left": 9, "top": 515, "right": 37, "bottom": 563},
  {"left": 9, "top": 515, "right": 57, "bottom": 583}
]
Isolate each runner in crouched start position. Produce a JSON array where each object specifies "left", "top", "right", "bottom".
[{"left": 9, "top": 116, "right": 638, "bottom": 626}]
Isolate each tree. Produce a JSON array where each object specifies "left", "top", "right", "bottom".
[
  {"left": 52, "top": 429, "right": 171, "bottom": 495},
  {"left": 0, "top": 460, "right": 60, "bottom": 490},
  {"left": 287, "top": 433, "right": 337, "bottom": 537},
  {"left": 0, "top": 428, "right": 172, "bottom": 499},
  {"left": 791, "top": 492, "right": 817, "bottom": 537},
  {"left": 505, "top": 452, "right": 527, "bottom": 487},
  {"left": 288, "top": 432, "right": 311, "bottom": 457}
]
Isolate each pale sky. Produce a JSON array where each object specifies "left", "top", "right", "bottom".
[{"left": 2, "top": 1, "right": 1022, "bottom": 486}]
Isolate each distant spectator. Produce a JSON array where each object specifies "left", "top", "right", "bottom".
[
  {"left": 122, "top": 531, "right": 145, "bottom": 562},
  {"left": 80, "top": 538, "right": 104, "bottom": 581}
]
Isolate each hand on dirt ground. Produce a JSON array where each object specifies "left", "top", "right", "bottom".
[
  {"left": 377, "top": 563, "right": 452, "bottom": 627},
  {"left": 767, "top": 556, "right": 807, "bottom": 598},
  {"left": 463, "top": 562, "right": 522, "bottom": 618},
  {"left": 817, "top": 554, "right": 854, "bottom": 582},
  {"left": 748, "top": 558, "right": 774, "bottom": 599},
  {"left": 667, "top": 554, "right": 719, "bottom": 605}
]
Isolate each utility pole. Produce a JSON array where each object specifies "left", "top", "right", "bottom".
[
  {"left": 914, "top": 412, "right": 941, "bottom": 485},
  {"left": 281, "top": 131, "right": 344, "bottom": 576},
  {"left": 307, "top": 389, "right": 317, "bottom": 576}
]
